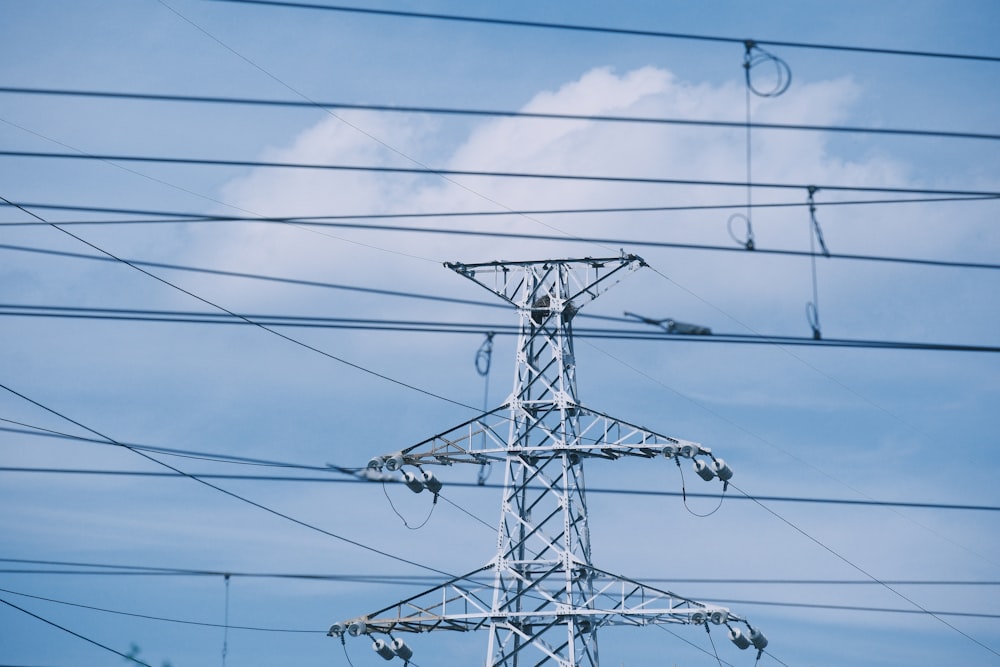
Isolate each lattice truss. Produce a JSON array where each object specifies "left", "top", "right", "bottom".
[{"left": 329, "top": 255, "right": 768, "bottom": 666}]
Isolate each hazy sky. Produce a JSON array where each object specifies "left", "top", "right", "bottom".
[{"left": 1, "top": 1, "right": 998, "bottom": 666}]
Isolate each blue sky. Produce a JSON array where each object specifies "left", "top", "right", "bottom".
[{"left": 1, "top": 1, "right": 998, "bottom": 666}]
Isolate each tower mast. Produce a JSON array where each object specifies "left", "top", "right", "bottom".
[{"left": 330, "top": 255, "right": 767, "bottom": 666}]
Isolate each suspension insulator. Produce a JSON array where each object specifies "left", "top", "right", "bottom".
[
  {"left": 367, "top": 456, "right": 385, "bottom": 471},
  {"left": 328, "top": 622, "right": 347, "bottom": 637},
  {"left": 710, "top": 609, "right": 729, "bottom": 625},
  {"left": 679, "top": 444, "right": 701, "bottom": 458},
  {"left": 711, "top": 458, "right": 734, "bottom": 481},
  {"left": 391, "top": 638, "right": 414, "bottom": 660},
  {"left": 420, "top": 470, "right": 442, "bottom": 494},
  {"left": 729, "top": 627, "right": 751, "bottom": 649},
  {"left": 691, "top": 611, "right": 707, "bottom": 624},
  {"left": 347, "top": 620, "right": 368, "bottom": 637},
  {"left": 694, "top": 459, "right": 716, "bottom": 481},
  {"left": 750, "top": 628, "right": 768, "bottom": 650},
  {"left": 403, "top": 471, "right": 425, "bottom": 493},
  {"left": 372, "top": 639, "right": 395, "bottom": 660},
  {"left": 662, "top": 444, "right": 679, "bottom": 458},
  {"left": 384, "top": 453, "right": 405, "bottom": 471}
]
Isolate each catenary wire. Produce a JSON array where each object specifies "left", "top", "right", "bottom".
[
  {"left": 0, "top": 380, "right": 466, "bottom": 580},
  {"left": 5, "top": 150, "right": 1000, "bottom": 197},
  {"left": 5, "top": 582, "right": 996, "bottom": 647},
  {"left": 4, "top": 86, "right": 1000, "bottom": 142},
  {"left": 0, "top": 596, "right": 152, "bottom": 667},
  {"left": 0, "top": 243, "right": 511, "bottom": 309},
  {"left": 3, "top": 558, "right": 998, "bottom": 587},
  {"left": 7, "top": 10, "right": 992, "bottom": 664},
  {"left": 209, "top": 0, "right": 1000, "bottom": 63},
  {"left": 0, "top": 196, "right": 479, "bottom": 411},
  {"left": 3, "top": 465, "right": 998, "bottom": 513},
  {"left": 2, "top": 305, "right": 997, "bottom": 353},
  {"left": 0, "top": 418, "right": 351, "bottom": 472},
  {"left": 6, "top": 211, "right": 1000, "bottom": 272},
  {"left": 586, "top": 274, "right": 1000, "bottom": 570},
  {"left": 6, "top": 184, "right": 994, "bottom": 652},
  {"left": 155, "top": 0, "right": 605, "bottom": 254},
  {"left": 0, "top": 587, "right": 323, "bottom": 634},
  {"left": 6, "top": 194, "right": 997, "bottom": 222},
  {"left": 727, "top": 482, "right": 1000, "bottom": 658},
  {"left": 6, "top": 416, "right": 996, "bottom": 515},
  {"left": 5, "top": 196, "right": 985, "bottom": 608}
]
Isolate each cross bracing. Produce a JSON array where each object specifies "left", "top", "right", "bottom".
[{"left": 329, "top": 255, "right": 766, "bottom": 666}]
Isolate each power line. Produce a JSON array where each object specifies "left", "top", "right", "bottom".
[
  {"left": 5, "top": 150, "right": 999, "bottom": 197},
  {"left": 700, "top": 597, "right": 1000, "bottom": 620},
  {"left": 0, "top": 596, "right": 152, "bottom": 666},
  {"left": 0, "top": 418, "right": 350, "bottom": 472},
  {"left": 3, "top": 583, "right": 997, "bottom": 634},
  {"left": 4, "top": 558, "right": 998, "bottom": 586},
  {"left": 6, "top": 194, "right": 995, "bottom": 657},
  {"left": 3, "top": 466, "right": 997, "bottom": 513},
  {"left": 6, "top": 417, "right": 997, "bottom": 515},
  {"left": 4, "top": 86, "right": 999, "bottom": 142},
  {"left": 2, "top": 304, "right": 998, "bottom": 353},
  {"left": 209, "top": 0, "right": 1000, "bottom": 63},
  {"left": 6, "top": 194, "right": 996, "bottom": 222},
  {"left": 6, "top": 210, "right": 1000, "bottom": 272},
  {"left": 0, "top": 587, "right": 323, "bottom": 634},
  {"left": 0, "top": 243, "right": 508, "bottom": 309},
  {"left": 0, "top": 381, "right": 460, "bottom": 578},
  {"left": 0, "top": 195, "right": 480, "bottom": 411},
  {"left": 728, "top": 482, "right": 1000, "bottom": 659}
]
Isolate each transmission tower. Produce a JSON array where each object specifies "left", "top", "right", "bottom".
[{"left": 329, "top": 254, "right": 768, "bottom": 666}]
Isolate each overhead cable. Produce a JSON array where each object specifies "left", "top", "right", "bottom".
[
  {"left": 6, "top": 194, "right": 997, "bottom": 223},
  {"left": 0, "top": 596, "right": 152, "bottom": 666},
  {"left": 0, "top": 381, "right": 458, "bottom": 578},
  {"left": 208, "top": 0, "right": 1000, "bottom": 63},
  {"left": 3, "top": 582, "right": 998, "bottom": 637},
  {"left": 2, "top": 305, "right": 997, "bottom": 353},
  {"left": 728, "top": 482, "right": 1000, "bottom": 659},
  {"left": 6, "top": 217, "right": 1000, "bottom": 272},
  {"left": 2, "top": 466, "right": 998, "bottom": 513},
  {"left": 4, "top": 558, "right": 999, "bottom": 586},
  {"left": 3, "top": 87, "right": 999, "bottom": 142},
  {"left": 4, "top": 150, "right": 999, "bottom": 197},
  {"left": 0, "top": 196, "right": 481, "bottom": 411},
  {"left": 0, "top": 418, "right": 349, "bottom": 472},
  {"left": 0, "top": 587, "right": 323, "bottom": 633}
]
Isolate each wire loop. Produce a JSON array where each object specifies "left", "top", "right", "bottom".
[
  {"left": 474, "top": 332, "right": 494, "bottom": 376},
  {"left": 727, "top": 212, "right": 755, "bottom": 250},
  {"left": 744, "top": 42, "right": 793, "bottom": 97},
  {"left": 474, "top": 332, "right": 495, "bottom": 484},
  {"left": 806, "top": 301, "right": 822, "bottom": 340}
]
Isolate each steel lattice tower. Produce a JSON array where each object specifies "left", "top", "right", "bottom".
[{"left": 329, "top": 255, "right": 768, "bottom": 666}]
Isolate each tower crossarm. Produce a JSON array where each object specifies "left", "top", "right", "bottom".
[
  {"left": 329, "top": 563, "right": 761, "bottom": 648},
  {"left": 329, "top": 566, "right": 497, "bottom": 638},
  {"left": 366, "top": 404, "right": 734, "bottom": 488},
  {"left": 444, "top": 254, "right": 646, "bottom": 310}
]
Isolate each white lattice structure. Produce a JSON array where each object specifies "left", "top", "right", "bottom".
[{"left": 330, "top": 255, "right": 767, "bottom": 666}]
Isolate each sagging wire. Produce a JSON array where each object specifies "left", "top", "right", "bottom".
[
  {"left": 222, "top": 573, "right": 231, "bottom": 667},
  {"left": 806, "top": 185, "right": 830, "bottom": 340},
  {"left": 475, "top": 332, "right": 495, "bottom": 485},
  {"left": 382, "top": 480, "right": 437, "bottom": 530},
  {"left": 340, "top": 634, "right": 356, "bottom": 667},
  {"left": 735, "top": 41, "right": 793, "bottom": 251},
  {"left": 673, "top": 457, "right": 726, "bottom": 518},
  {"left": 705, "top": 622, "right": 725, "bottom": 667}
]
